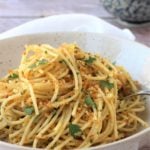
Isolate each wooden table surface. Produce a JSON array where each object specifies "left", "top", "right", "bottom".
[{"left": 0, "top": 0, "right": 150, "bottom": 47}]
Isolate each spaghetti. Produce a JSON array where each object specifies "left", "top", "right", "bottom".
[{"left": 0, "top": 43, "right": 148, "bottom": 149}]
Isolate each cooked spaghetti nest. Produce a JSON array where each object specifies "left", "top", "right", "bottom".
[{"left": 0, "top": 43, "right": 148, "bottom": 149}]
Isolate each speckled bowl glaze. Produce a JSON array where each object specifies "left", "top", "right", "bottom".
[
  {"left": 0, "top": 32, "right": 150, "bottom": 150},
  {"left": 102, "top": 0, "right": 150, "bottom": 23}
]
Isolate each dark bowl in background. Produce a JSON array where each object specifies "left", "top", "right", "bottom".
[{"left": 102, "top": 0, "right": 150, "bottom": 23}]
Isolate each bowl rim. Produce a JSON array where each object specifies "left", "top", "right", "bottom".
[
  {"left": 0, "top": 32, "right": 149, "bottom": 150},
  {"left": 0, "top": 31, "right": 150, "bottom": 48}
]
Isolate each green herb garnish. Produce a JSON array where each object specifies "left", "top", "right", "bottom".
[
  {"left": 69, "top": 123, "right": 82, "bottom": 138},
  {"left": 112, "top": 61, "right": 116, "bottom": 65},
  {"left": 21, "top": 90, "right": 26, "bottom": 95},
  {"left": 28, "top": 63, "right": 37, "bottom": 69},
  {"left": 84, "top": 56, "right": 96, "bottom": 64},
  {"left": 107, "top": 65, "right": 112, "bottom": 70},
  {"left": 24, "top": 106, "right": 34, "bottom": 115},
  {"left": 99, "top": 80, "right": 114, "bottom": 90},
  {"left": 8, "top": 73, "right": 19, "bottom": 80},
  {"left": 52, "top": 109, "right": 57, "bottom": 117},
  {"left": 29, "top": 59, "right": 48, "bottom": 68},
  {"left": 38, "top": 59, "right": 48, "bottom": 65},
  {"left": 84, "top": 95, "right": 97, "bottom": 109},
  {"left": 59, "top": 59, "right": 66, "bottom": 64}
]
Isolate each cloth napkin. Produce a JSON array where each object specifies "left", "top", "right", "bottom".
[{"left": 0, "top": 14, "right": 135, "bottom": 40}]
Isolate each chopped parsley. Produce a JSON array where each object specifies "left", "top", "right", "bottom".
[
  {"left": 107, "top": 65, "right": 112, "bottom": 70},
  {"left": 21, "top": 90, "right": 26, "bottom": 95},
  {"left": 38, "top": 59, "right": 48, "bottom": 65},
  {"left": 84, "top": 56, "right": 96, "bottom": 64},
  {"left": 29, "top": 59, "right": 48, "bottom": 68},
  {"left": 59, "top": 59, "right": 66, "bottom": 64},
  {"left": 84, "top": 95, "right": 97, "bottom": 109},
  {"left": 69, "top": 123, "right": 82, "bottom": 138},
  {"left": 52, "top": 109, "right": 57, "bottom": 117},
  {"left": 99, "top": 80, "right": 114, "bottom": 90},
  {"left": 24, "top": 106, "right": 34, "bottom": 115},
  {"left": 28, "top": 63, "right": 37, "bottom": 69},
  {"left": 8, "top": 73, "right": 19, "bottom": 80},
  {"left": 112, "top": 61, "right": 116, "bottom": 65}
]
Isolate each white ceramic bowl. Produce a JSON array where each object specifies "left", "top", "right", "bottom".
[{"left": 0, "top": 32, "right": 150, "bottom": 150}]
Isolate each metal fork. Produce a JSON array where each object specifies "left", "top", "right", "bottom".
[{"left": 124, "top": 90, "right": 150, "bottom": 99}]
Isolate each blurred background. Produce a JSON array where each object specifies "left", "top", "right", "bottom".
[{"left": 0, "top": 0, "right": 150, "bottom": 46}]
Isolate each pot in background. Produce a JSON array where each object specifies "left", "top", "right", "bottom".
[{"left": 102, "top": 0, "right": 150, "bottom": 23}]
